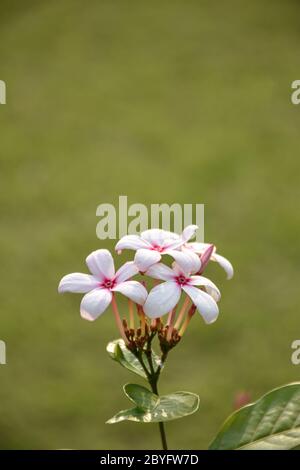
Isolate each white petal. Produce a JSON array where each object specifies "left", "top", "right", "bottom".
[
  {"left": 112, "top": 281, "right": 148, "bottom": 305},
  {"left": 189, "top": 275, "right": 221, "bottom": 301},
  {"left": 167, "top": 250, "right": 201, "bottom": 274},
  {"left": 145, "top": 263, "right": 175, "bottom": 281},
  {"left": 115, "top": 261, "right": 139, "bottom": 283},
  {"left": 80, "top": 288, "right": 112, "bottom": 321},
  {"left": 134, "top": 249, "right": 161, "bottom": 272},
  {"left": 161, "top": 231, "right": 182, "bottom": 249},
  {"left": 181, "top": 225, "right": 198, "bottom": 242},
  {"left": 58, "top": 273, "right": 99, "bottom": 293},
  {"left": 115, "top": 235, "right": 150, "bottom": 252},
  {"left": 171, "top": 262, "right": 184, "bottom": 276},
  {"left": 86, "top": 249, "right": 115, "bottom": 280},
  {"left": 212, "top": 253, "right": 234, "bottom": 280},
  {"left": 141, "top": 229, "right": 171, "bottom": 247},
  {"left": 163, "top": 239, "right": 184, "bottom": 250},
  {"left": 182, "top": 285, "right": 219, "bottom": 324},
  {"left": 161, "top": 230, "right": 180, "bottom": 241},
  {"left": 184, "top": 242, "right": 210, "bottom": 253},
  {"left": 143, "top": 281, "right": 181, "bottom": 318}
]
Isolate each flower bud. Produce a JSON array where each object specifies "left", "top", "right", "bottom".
[{"left": 198, "top": 244, "right": 215, "bottom": 274}]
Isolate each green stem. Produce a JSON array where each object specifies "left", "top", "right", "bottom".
[
  {"left": 144, "top": 341, "right": 169, "bottom": 450},
  {"left": 134, "top": 336, "right": 169, "bottom": 450},
  {"left": 145, "top": 337, "right": 156, "bottom": 377},
  {"left": 155, "top": 351, "right": 168, "bottom": 382},
  {"left": 149, "top": 379, "right": 168, "bottom": 450},
  {"left": 136, "top": 351, "right": 151, "bottom": 381}
]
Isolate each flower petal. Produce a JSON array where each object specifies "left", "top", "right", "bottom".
[
  {"left": 171, "top": 262, "right": 184, "bottom": 276},
  {"left": 143, "top": 281, "right": 181, "bottom": 318},
  {"left": 134, "top": 249, "right": 161, "bottom": 272},
  {"left": 161, "top": 231, "right": 182, "bottom": 249},
  {"left": 145, "top": 263, "right": 175, "bottom": 281},
  {"left": 184, "top": 242, "right": 209, "bottom": 253},
  {"left": 189, "top": 275, "right": 221, "bottom": 301},
  {"left": 212, "top": 253, "right": 234, "bottom": 280},
  {"left": 141, "top": 229, "right": 172, "bottom": 247},
  {"left": 112, "top": 281, "right": 148, "bottom": 305},
  {"left": 161, "top": 230, "right": 180, "bottom": 241},
  {"left": 167, "top": 249, "right": 201, "bottom": 274},
  {"left": 115, "top": 261, "right": 139, "bottom": 283},
  {"left": 80, "top": 288, "right": 112, "bottom": 321},
  {"left": 164, "top": 239, "right": 184, "bottom": 250},
  {"left": 182, "top": 285, "right": 219, "bottom": 324},
  {"left": 58, "top": 273, "right": 99, "bottom": 293},
  {"left": 185, "top": 243, "right": 234, "bottom": 280},
  {"left": 86, "top": 249, "right": 115, "bottom": 280},
  {"left": 181, "top": 225, "right": 198, "bottom": 242},
  {"left": 115, "top": 235, "right": 150, "bottom": 252}
]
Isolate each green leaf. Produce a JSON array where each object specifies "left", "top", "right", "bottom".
[
  {"left": 124, "top": 383, "right": 159, "bottom": 410},
  {"left": 106, "top": 407, "right": 146, "bottom": 424},
  {"left": 107, "top": 384, "right": 200, "bottom": 424},
  {"left": 106, "top": 339, "right": 163, "bottom": 379},
  {"left": 106, "top": 339, "right": 146, "bottom": 378},
  {"left": 209, "top": 382, "right": 300, "bottom": 450}
]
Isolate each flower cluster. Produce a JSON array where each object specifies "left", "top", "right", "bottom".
[{"left": 58, "top": 226, "right": 233, "bottom": 351}]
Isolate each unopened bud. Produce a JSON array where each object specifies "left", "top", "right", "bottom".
[{"left": 199, "top": 244, "right": 215, "bottom": 274}]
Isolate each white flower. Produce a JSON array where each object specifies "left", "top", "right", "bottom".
[
  {"left": 58, "top": 249, "right": 148, "bottom": 321},
  {"left": 115, "top": 225, "right": 200, "bottom": 272},
  {"left": 184, "top": 242, "right": 234, "bottom": 280},
  {"left": 143, "top": 258, "right": 221, "bottom": 325}
]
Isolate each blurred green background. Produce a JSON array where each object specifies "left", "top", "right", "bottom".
[{"left": 1, "top": 0, "right": 300, "bottom": 449}]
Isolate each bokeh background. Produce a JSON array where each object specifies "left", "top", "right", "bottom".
[{"left": 1, "top": 0, "right": 300, "bottom": 449}]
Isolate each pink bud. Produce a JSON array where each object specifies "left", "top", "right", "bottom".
[{"left": 198, "top": 244, "right": 215, "bottom": 274}]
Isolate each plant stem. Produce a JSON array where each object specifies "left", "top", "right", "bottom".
[
  {"left": 150, "top": 380, "right": 168, "bottom": 450},
  {"left": 134, "top": 350, "right": 151, "bottom": 380},
  {"left": 135, "top": 337, "right": 169, "bottom": 450},
  {"left": 145, "top": 343, "right": 168, "bottom": 450},
  {"left": 158, "top": 422, "right": 168, "bottom": 451}
]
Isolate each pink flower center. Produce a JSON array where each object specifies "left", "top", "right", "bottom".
[
  {"left": 101, "top": 278, "right": 115, "bottom": 289},
  {"left": 151, "top": 244, "right": 164, "bottom": 252},
  {"left": 176, "top": 275, "right": 190, "bottom": 286}
]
